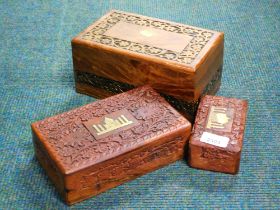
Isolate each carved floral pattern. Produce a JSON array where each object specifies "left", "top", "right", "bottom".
[
  {"left": 80, "top": 11, "right": 214, "bottom": 65},
  {"left": 34, "top": 86, "right": 187, "bottom": 171},
  {"left": 80, "top": 136, "right": 184, "bottom": 189}
]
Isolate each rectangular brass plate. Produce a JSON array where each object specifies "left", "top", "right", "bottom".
[
  {"left": 104, "top": 21, "right": 192, "bottom": 52},
  {"left": 206, "top": 106, "right": 234, "bottom": 132}
]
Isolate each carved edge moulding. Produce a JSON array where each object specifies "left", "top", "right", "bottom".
[{"left": 75, "top": 65, "right": 222, "bottom": 120}]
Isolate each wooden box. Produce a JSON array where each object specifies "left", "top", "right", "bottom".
[
  {"left": 188, "top": 95, "right": 248, "bottom": 174},
  {"left": 71, "top": 10, "right": 224, "bottom": 121},
  {"left": 31, "top": 86, "right": 191, "bottom": 205}
]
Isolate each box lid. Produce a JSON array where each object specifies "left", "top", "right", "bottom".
[
  {"left": 31, "top": 86, "right": 190, "bottom": 174},
  {"left": 190, "top": 95, "right": 248, "bottom": 153},
  {"left": 73, "top": 10, "right": 223, "bottom": 72}
]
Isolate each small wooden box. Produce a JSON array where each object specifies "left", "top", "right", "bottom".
[
  {"left": 31, "top": 86, "right": 191, "bottom": 205},
  {"left": 188, "top": 95, "right": 248, "bottom": 174},
  {"left": 72, "top": 10, "right": 224, "bottom": 121}
]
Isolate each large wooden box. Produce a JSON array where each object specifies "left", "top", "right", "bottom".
[
  {"left": 31, "top": 86, "right": 191, "bottom": 205},
  {"left": 72, "top": 10, "right": 224, "bottom": 121}
]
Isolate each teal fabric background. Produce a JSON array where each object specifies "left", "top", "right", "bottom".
[{"left": 0, "top": 0, "right": 279, "bottom": 209}]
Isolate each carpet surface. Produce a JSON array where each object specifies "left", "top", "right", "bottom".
[{"left": 0, "top": 0, "right": 279, "bottom": 209}]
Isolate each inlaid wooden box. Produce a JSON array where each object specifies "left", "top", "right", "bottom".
[
  {"left": 188, "top": 95, "right": 248, "bottom": 174},
  {"left": 72, "top": 10, "right": 224, "bottom": 121},
  {"left": 31, "top": 86, "right": 191, "bottom": 205}
]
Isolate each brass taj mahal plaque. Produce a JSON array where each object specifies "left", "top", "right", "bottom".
[{"left": 83, "top": 109, "right": 139, "bottom": 139}]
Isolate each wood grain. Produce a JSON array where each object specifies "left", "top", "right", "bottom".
[{"left": 74, "top": 64, "right": 222, "bottom": 123}]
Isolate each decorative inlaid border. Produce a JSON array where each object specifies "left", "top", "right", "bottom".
[{"left": 80, "top": 11, "right": 214, "bottom": 65}]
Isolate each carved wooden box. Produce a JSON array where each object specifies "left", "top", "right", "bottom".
[
  {"left": 188, "top": 95, "right": 248, "bottom": 174},
  {"left": 72, "top": 10, "right": 224, "bottom": 121},
  {"left": 31, "top": 86, "right": 191, "bottom": 205}
]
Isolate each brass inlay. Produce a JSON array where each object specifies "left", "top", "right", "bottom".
[
  {"left": 206, "top": 106, "right": 234, "bottom": 131},
  {"left": 140, "top": 29, "right": 154, "bottom": 37},
  {"left": 104, "top": 21, "right": 192, "bottom": 52},
  {"left": 93, "top": 115, "right": 133, "bottom": 135}
]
